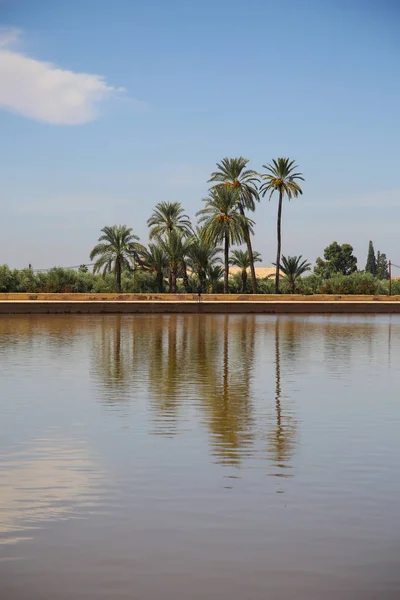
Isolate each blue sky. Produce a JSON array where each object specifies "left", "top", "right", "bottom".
[{"left": 0, "top": 0, "right": 399, "bottom": 270}]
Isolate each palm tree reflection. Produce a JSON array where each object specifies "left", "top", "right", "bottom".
[
  {"left": 91, "top": 314, "right": 298, "bottom": 473},
  {"left": 147, "top": 315, "right": 186, "bottom": 436},
  {"left": 142, "top": 314, "right": 256, "bottom": 454},
  {"left": 198, "top": 316, "right": 255, "bottom": 467},
  {"left": 267, "top": 318, "right": 297, "bottom": 478},
  {"left": 92, "top": 316, "right": 133, "bottom": 405}
]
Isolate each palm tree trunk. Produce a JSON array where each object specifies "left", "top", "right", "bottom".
[
  {"left": 241, "top": 268, "right": 247, "bottom": 293},
  {"left": 168, "top": 269, "right": 173, "bottom": 293},
  {"left": 224, "top": 232, "right": 229, "bottom": 294},
  {"left": 156, "top": 271, "right": 164, "bottom": 293},
  {"left": 275, "top": 190, "right": 283, "bottom": 294},
  {"left": 239, "top": 204, "right": 257, "bottom": 293},
  {"left": 172, "top": 269, "right": 177, "bottom": 294},
  {"left": 182, "top": 262, "right": 190, "bottom": 292},
  {"left": 116, "top": 258, "right": 122, "bottom": 293},
  {"left": 199, "top": 270, "right": 206, "bottom": 293}
]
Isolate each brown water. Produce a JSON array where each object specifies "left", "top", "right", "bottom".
[{"left": 0, "top": 314, "right": 399, "bottom": 599}]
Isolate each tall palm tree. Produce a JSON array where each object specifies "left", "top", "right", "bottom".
[
  {"left": 147, "top": 201, "right": 193, "bottom": 240},
  {"left": 230, "top": 249, "right": 262, "bottom": 293},
  {"left": 156, "top": 231, "right": 191, "bottom": 293},
  {"left": 186, "top": 228, "right": 222, "bottom": 293},
  {"left": 209, "top": 157, "right": 260, "bottom": 293},
  {"left": 90, "top": 225, "right": 140, "bottom": 292},
  {"left": 197, "top": 186, "right": 252, "bottom": 294},
  {"left": 260, "top": 158, "right": 304, "bottom": 293},
  {"left": 138, "top": 243, "right": 168, "bottom": 292},
  {"left": 274, "top": 255, "right": 311, "bottom": 294}
]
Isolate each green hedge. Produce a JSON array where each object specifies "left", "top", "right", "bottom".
[{"left": 0, "top": 264, "right": 399, "bottom": 295}]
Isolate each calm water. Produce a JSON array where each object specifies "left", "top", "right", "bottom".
[{"left": 0, "top": 314, "right": 399, "bottom": 599}]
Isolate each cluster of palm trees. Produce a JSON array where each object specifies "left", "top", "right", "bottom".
[{"left": 90, "top": 157, "right": 305, "bottom": 294}]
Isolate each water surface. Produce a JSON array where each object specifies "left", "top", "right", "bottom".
[{"left": 1, "top": 315, "right": 399, "bottom": 599}]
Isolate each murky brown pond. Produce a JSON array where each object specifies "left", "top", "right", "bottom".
[{"left": 0, "top": 314, "right": 399, "bottom": 599}]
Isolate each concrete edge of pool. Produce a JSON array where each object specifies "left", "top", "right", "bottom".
[{"left": 1, "top": 300, "right": 400, "bottom": 314}]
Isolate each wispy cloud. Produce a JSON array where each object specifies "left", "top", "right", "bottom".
[{"left": 0, "top": 28, "right": 126, "bottom": 124}]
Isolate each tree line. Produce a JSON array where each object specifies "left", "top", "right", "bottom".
[
  {"left": 314, "top": 240, "right": 389, "bottom": 280},
  {"left": 0, "top": 253, "right": 396, "bottom": 295},
  {"left": 0, "top": 156, "right": 396, "bottom": 295},
  {"left": 89, "top": 157, "right": 304, "bottom": 294}
]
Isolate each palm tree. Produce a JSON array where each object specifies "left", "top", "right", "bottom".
[
  {"left": 274, "top": 255, "right": 311, "bottom": 294},
  {"left": 186, "top": 228, "right": 222, "bottom": 293},
  {"left": 138, "top": 243, "right": 168, "bottom": 292},
  {"left": 90, "top": 225, "right": 141, "bottom": 292},
  {"left": 260, "top": 158, "right": 304, "bottom": 293},
  {"left": 230, "top": 249, "right": 262, "bottom": 293},
  {"left": 156, "top": 231, "right": 191, "bottom": 293},
  {"left": 209, "top": 157, "right": 260, "bottom": 293},
  {"left": 197, "top": 186, "right": 252, "bottom": 294},
  {"left": 206, "top": 265, "right": 224, "bottom": 293},
  {"left": 147, "top": 201, "right": 193, "bottom": 240}
]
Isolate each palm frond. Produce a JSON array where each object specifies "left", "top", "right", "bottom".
[
  {"left": 147, "top": 201, "right": 193, "bottom": 239},
  {"left": 208, "top": 156, "right": 260, "bottom": 212},
  {"left": 260, "top": 157, "right": 304, "bottom": 200},
  {"left": 229, "top": 249, "right": 262, "bottom": 268}
]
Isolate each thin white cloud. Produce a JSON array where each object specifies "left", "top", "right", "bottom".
[{"left": 0, "top": 28, "right": 124, "bottom": 124}]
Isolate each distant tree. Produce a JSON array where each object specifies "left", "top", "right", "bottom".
[
  {"left": 155, "top": 231, "right": 192, "bottom": 293},
  {"left": 138, "top": 243, "right": 169, "bottom": 292},
  {"left": 365, "top": 241, "right": 377, "bottom": 275},
  {"left": 79, "top": 264, "right": 88, "bottom": 273},
  {"left": 90, "top": 225, "right": 141, "bottom": 292},
  {"left": 0, "top": 265, "right": 13, "bottom": 292},
  {"left": 276, "top": 255, "right": 311, "bottom": 293},
  {"left": 147, "top": 202, "right": 192, "bottom": 239},
  {"left": 260, "top": 158, "right": 304, "bottom": 293},
  {"left": 376, "top": 251, "right": 389, "bottom": 280},
  {"left": 229, "top": 249, "right": 262, "bottom": 293},
  {"left": 186, "top": 228, "right": 222, "bottom": 293},
  {"left": 206, "top": 265, "right": 224, "bottom": 293},
  {"left": 314, "top": 242, "right": 357, "bottom": 278}
]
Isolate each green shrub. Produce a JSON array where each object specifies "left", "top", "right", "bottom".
[
  {"left": 13, "top": 268, "right": 39, "bottom": 292},
  {"left": 91, "top": 273, "right": 118, "bottom": 293},
  {"left": 319, "top": 272, "right": 386, "bottom": 295},
  {"left": 257, "top": 278, "right": 275, "bottom": 294},
  {"left": 229, "top": 272, "right": 245, "bottom": 293},
  {"left": 73, "top": 271, "right": 96, "bottom": 293},
  {"left": 0, "top": 265, "right": 14, "bottom": 292},
  {"left": 122, "top": 270, "right": 158, "bottom": 293},
  {"left": 391, "top": 280, "right": 400, "bottom": 295},
  {"left": 297, "top": 274, "right": 324, "bottom": 294}
]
